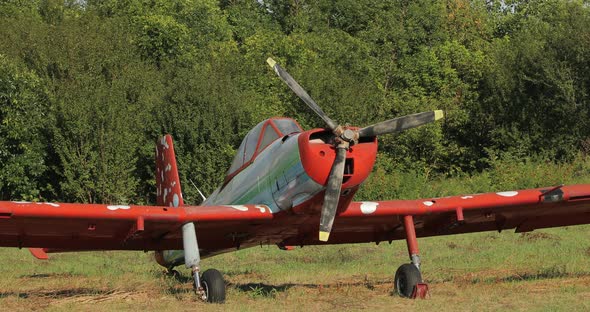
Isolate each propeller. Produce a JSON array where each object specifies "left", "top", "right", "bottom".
[
  {"left": 267, "top": 58, "right": 444, "bottom": 242},
  {"left": 266, "top": 58, "right": 339, "bottom": 131}
]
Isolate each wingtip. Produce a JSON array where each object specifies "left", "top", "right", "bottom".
[
  {"left": 434, "top": 110, "right": 444, "bottom": 121},
  {"left": 266, "top": 57, "right": 276, "bottom": 68},
  {"left": 319, "top": 231, "right": 330, "bottom": 242}
]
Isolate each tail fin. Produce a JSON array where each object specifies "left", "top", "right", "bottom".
[{"left": 156, "top": 135, "right": 184, "bottom": 207}]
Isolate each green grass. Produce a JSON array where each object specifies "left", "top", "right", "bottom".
[
  {"left": 2, "top": 156, "right": 590, "bottom": 310},
  {"left": 0, "top": 225, "right": 589, "bottom": 311}
]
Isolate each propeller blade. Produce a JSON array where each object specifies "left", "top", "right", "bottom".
[
  {"left": 319, "top": 146, "right": 347, "bottom": 242},
  {"left": 267, "top": 58, "right": 339, "bottom": 131},
  {"left": 358, "top": 110, "right": 444, "bottom": 138}
]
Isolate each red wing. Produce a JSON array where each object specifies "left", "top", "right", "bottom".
[
  {"left": 0, "top": 202, "right": 272, "bottom": 255},
  {"left": 284, "top": 184, "right": 590, "bottom": 245}
]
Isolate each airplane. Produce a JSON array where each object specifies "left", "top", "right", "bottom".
[{"left": 2, "top": 58, "right": 590, "bottom": 303}]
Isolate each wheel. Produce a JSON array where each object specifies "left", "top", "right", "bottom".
[
  {"left": 201, "top": 269, "right": 226, "bottom": 303},
  {"left": 394, "top": 263, "right": 422, "bottom": 298}
]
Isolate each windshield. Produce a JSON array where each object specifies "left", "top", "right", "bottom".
[{"left": 226, "top": 118, "right": 302, "bottom": 177}]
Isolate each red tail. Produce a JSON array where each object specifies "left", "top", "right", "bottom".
[{"left": 156, "top": 135, "right": 184, "bottom": 207}]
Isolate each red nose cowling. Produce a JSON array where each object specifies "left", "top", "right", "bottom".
[{"left": 297, "top": 129, "right": 378, "bottom": 214}]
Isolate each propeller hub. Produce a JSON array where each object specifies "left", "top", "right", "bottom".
[{"left": 341, "top": 129, "right": 357, "bottom": 144}]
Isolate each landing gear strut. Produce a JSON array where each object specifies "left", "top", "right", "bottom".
[
  {"left": 394, "top": 215, "right": 429, "bottom": 299},
  {"left": 182, "top": 222, "right": 226, "bottom": 303}
]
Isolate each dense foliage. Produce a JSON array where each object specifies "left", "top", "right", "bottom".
[{"left": 0, "top": 0, "right": 589, "bottom": 204}]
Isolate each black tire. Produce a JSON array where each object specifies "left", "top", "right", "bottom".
[
  {"left": 201, "top": 269, "right": 226, "bottom": 303},
  {"left": 394, "top": 263, "right": 422, "bottom": 298}
]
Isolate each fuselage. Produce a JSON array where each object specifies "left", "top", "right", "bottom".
[
  {"left": 157, "top": 118, "right": 377, "bottom": 267},
  {"left": 204, "top": 131, "right": 320, "bottom": 212}
]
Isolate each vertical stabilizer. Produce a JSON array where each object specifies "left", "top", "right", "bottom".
[{"left": 156, "top": 135, "right": 184, "bottom": 207}]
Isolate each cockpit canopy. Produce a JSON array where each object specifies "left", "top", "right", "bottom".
[{"left": 227, "top": 118, "right": 302, "bottom": 176}]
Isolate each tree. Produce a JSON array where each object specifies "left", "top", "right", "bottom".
[{"left": 0, "top": 55, "right": 52, "bottom": 200}]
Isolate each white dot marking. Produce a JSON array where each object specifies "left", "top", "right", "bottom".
[
  {"left": 173, "top": 194, "right": 180, "bottom": 207},
  {"left": 160, "top": 137, "right": 169, "bottom": 148},
  {"left": 497, "top": 191, "right": 518, "bottom": 197},
  {"left": 225, "top": 205, "right": 249, "bottom": 211},
  {"left": 107, "top": 205, "right": 130, "bottom": 211},
  {"left": 35, "top": 202, "right": 60, "bottom": 207},
  {"left": 423, "top": 201, "right": 434, "bottom": 206},
  {"left": 360, "top": 202, "right": 378, "bottom": 214}
]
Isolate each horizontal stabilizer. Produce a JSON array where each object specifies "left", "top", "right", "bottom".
[{"left": 28, "top": 248, "right": 48, "bottom": 260}]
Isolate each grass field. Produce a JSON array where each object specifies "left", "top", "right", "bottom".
[{"left": 0, "top": 224, "right": 589, "bottom": 311}]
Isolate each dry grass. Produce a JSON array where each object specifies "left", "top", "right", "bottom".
[
  {"left": 0, "top": 225, "right": 589, "bottom": 311},
  {"left": 1, "top": 273, "right": 589, "bottom": 311}
]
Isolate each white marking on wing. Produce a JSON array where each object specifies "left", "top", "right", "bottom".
[
  {"left": 35, "top": 202, "right": 60, "bottom": 207},
  {"left": 460, "top": 196, "right": 474, "bottom": 199},
  {"left": 224, "top": 205, "right": 249, "bottom": 211},
  {"left": 254, "top": 205, "right": 267, "bottom": 213},
  {"left": 423, "top": 201, "right": 434, "bottom": 206},
  {"left": 107, "top": 205, "right": 130, "bottom": 211},
  {"left": 360, "top": 202, "right": 378, "bottom": 214},
  {"left": 497, "top": 191, "right": 518, "bottom": 197}
]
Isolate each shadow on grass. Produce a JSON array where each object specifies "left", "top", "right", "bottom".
[
  {"left": 0, "top": 288, "right": 113, "bottom": 299},
  {"left": 470, "top": 266, "right": 590, "bottom": 284},
  {"left": 233, "top": 283, "right": 292, "bottom": 297},
  {"left": 166, "top": 272, "right": 193, "bottom": 284},
  {"left": 231, "top": 280, "right": 392, "bottom": 298},
  {"left": 20, "top": 272, "right": 78, "bottom": 279},
  {"left": 161, "top": 270, "right": 392, "bottom": 298}
]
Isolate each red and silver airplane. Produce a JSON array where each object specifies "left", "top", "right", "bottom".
[{"left": 2, "top": 58, "right": 590, "bottom": 303}]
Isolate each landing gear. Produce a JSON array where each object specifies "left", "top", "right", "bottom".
[
  {"left": 394, "top": 215, "right": 429, "bottom": 299},
  {"left": 182, "top": 222, "right": 226, "bottom": 303},
  {"left": 394, "top": 263, "right": 422, "bottom": 297},
  {"left": 200, "top": 269, "right": 226, "bottom": 303}
]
